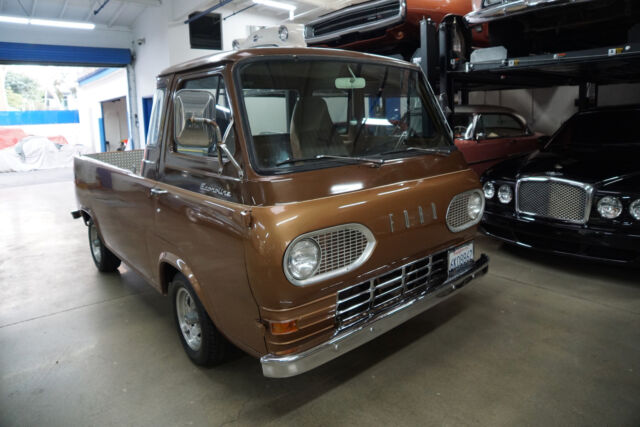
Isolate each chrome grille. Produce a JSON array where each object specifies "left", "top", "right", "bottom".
[
  {"left": 306, "top": 0, "right": 403, "bottom": 42},
  {"left": 336, "top": 250, "right": 448, "bottom": 329},
  {"left": 314, "top": 228, "right": 368, "bottom": 275},
  {"left": 516, "top": 178, "right": 592, "bottom": 224},
  {"left": 446, "top": 190, "right": 484, "bottom": 232}
]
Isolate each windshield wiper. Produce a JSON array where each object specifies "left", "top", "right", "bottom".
[
  {"left": 276, "top": 154, "right": 384, "bottom": 167},
  {"left": 379, "top": 146, "right": 453, "bottom": 157}
]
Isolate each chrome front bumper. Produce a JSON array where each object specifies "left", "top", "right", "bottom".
[
  {"left": 261, "top": 254, "right": 489, "bottom": 378},
  {"left": 465, "top": 0, "right": 594, "bottom": 24}
]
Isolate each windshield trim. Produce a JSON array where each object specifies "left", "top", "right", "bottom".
[{"left": 232, "top": 55, "right": 454, "bottom": 176}]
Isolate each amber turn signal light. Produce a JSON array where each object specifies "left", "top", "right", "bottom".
[{"left": 270, "top": 320, "right": 298, "bottom": 335}]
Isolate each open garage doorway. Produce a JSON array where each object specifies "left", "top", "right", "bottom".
[{"left": 0, "top": 42, "right": 133, "bottom": 176}]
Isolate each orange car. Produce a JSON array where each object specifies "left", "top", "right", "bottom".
[{"left": 305, "top": 0, "right": 487, "bottom": 60}]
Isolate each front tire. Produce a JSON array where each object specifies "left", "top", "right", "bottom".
[
  {"left": 169, "top": 273, "right": 228, "bottom": 366},
  {"left": 88, "top": 220, "right": 121, "bottom": 272}
]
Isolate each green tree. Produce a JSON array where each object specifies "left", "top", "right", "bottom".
[{"left": 4, "top": 72, "right": 43, "bottom": 109}]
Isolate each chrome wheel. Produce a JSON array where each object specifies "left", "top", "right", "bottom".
[
  {"left": 89, "top": 223, "right": 102, "bottom": 264},
  {"left": 175, "top": 287, "right": 202, "bottom": 351}
]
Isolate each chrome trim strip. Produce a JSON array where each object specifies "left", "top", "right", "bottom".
[
  {"left": 515, "top": 176, "right": 594, "bottom": 225},
  {"left": 465, "top": 0, "right": 594, "bottom": 24},
  {"left": 261, "top": 254, "right": 489, "bottom": 378},
  {"left": 283, "top": 223, "right": 377, "bottom": 287},
  {"left": 305, "top": 0, "right": 406, "bottom": 44}
]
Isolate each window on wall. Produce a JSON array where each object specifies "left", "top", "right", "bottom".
[{"left": 188, "top": 12, "right": 222, "bottom": 50}]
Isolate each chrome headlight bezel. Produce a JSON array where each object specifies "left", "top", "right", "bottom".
[
  {"left": 498, "top": 184, "right": 513, "bottom": 204},
  {"left": 283, "top": 223, "right": 376, "bottom": 286},
  {"left": 630, "top": 199, "right": 640, "bottom": 221},
  {"left": 446, "top": 189, "right": 485, "bottom": 233},
  {"left": 483, "top": 181, "right": 495, "bottom": 199},
  {"left": 597, "top": 196, "right": 623, "bottom": 219}
]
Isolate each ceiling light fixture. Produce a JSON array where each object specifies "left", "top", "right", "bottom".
[
  {"left": 0, "top": 15, "right": 95, "bottom": 30},
  {"left": 252, "top": 0, "right": 296, "bottom": 20}
]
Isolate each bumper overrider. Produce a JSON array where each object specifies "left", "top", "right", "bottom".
[{"left": 261, "top": 254, "right": 489, "bottom": 378}]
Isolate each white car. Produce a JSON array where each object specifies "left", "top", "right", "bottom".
[{"left": 232, "top": 24, "right": 306, "bottom": 50}]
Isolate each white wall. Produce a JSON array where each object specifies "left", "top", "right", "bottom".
[
  {"left": 131, "top": 1, "right": 282, "bottom": 145},
  {"left": 76, "top": 69, "right": 128, "bottom": 153}
]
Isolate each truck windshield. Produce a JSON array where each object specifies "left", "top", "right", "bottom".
[{"left": 237, "top": 58, "right": 451, "bottom": 172}]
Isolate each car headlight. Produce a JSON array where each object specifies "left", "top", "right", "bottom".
[
  {"left": 278, "top": 25, "right": 289, "bottom": 42},
  {"left": 232, "top": 39, "right": 240, "bottom": 50},
  {"left": 468, "top": 192, "right": 483, "bottom": 220},
  {"left": 483, "top": 181, "right": 495, "bottom": 199},
  {"left": 597, "top": 196, "right": 623, "bottom": 219},
  {"left": 286, "top": 238, "right": 320, "bottom": 280},
  {"left": 498, "top": 184, "right": 513, "bottom": 204},
  {"left": 630, "top": 199, "right": 640, "bottom": 220}
]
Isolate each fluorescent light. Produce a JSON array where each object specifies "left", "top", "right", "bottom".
[
  {"left": 30, "top": 18, "right": 95, "bottom": 30},
  {"left": 0, "top": 15, "right": 29, "bottom": 24},
  {"left": 253, "top": 0, "right": 296, "bottom": 12},
  {"left": 363, "top": 118, "right": 393, "bottom": 126},
  {"left": 0, "top": 15, "right": 95, "bottom": 29}
]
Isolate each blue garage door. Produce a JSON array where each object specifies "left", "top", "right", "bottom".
[{"left": 0, "top": 42, "right": 131, "bottom": 67}]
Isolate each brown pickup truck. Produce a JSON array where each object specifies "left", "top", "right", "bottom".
[{"left": 72, "top": 47, "right": 489, "bottom": 378}]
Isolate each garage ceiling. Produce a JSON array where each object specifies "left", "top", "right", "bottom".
[{"left": 0, "top": 0, "right": 361, "bottom": 30}]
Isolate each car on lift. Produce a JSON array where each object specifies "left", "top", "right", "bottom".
[
  {"left": 304, "top": 0, "right": 487, "bottom": 61},
  {"left": 451, "top": 105, "right": 544, "bottom": 175},
  {"left": 72, "top": 47, "right": 489, "bottom": 378},
  {"left": 480, "top": 104, "right": 640, "bottom": 265},
  {"left": 465, "top": 0, "right": 640, "bottom": 56}
]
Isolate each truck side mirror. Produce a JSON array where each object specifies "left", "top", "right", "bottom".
[{"left": 174, "top": 89, "right": 218, "bottom": 153}]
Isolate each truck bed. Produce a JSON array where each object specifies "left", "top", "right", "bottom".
[{"left": 82, "top": 150, "right": 145, "bottom": 175}]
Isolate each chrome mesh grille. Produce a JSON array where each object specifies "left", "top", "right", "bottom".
[
  {"left": 86, "top": 150, "right": 144, "bottom": 174},
  {"left": 336, "top": 251, "right": 448, "bottom": 330},
  {"left": 313, "top": 228, "right": 368, "bottom": 275},
  {"left": 446, "top": 190, "right": 483, "bottom": 232},
  {"left": 517, "top": 180, "right": 590, "bottom": 223},
  {"left": 308, "top": 0, "right": 402, "bottom": 38}
]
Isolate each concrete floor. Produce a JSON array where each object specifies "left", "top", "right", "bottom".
[{"left": 1, "top": 168, "right": 639, "bottom": 426}]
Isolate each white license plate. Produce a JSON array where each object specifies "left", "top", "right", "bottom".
[{"left": 448, "top": 242, "right": 474, "bottom": 275}]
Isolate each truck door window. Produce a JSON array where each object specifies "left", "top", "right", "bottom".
[
  {"left": 146, "top": 88, "right": 166, "bottom": 147},
  {"left": 175, "top": 74, "right": 234, "bottom": 157}
]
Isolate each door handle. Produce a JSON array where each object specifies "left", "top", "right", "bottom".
[{"left": 150, "top": 188, "right": 168, "bottom": 196}]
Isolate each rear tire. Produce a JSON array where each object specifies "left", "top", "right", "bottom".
[
  {"left": 88, "top": 220, "right": 121, "bottom": 272},
  {"left": 169, "top": 273, "right": 228, "bottom": 366}
]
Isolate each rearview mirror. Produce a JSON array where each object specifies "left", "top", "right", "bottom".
[
  {"left": 335, "top": 77, "right": 365, "bottom": 90},
  {"left": 174, "top": 89, "right": 218, "bottom": 149}
]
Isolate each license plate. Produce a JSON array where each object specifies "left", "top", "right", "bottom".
[{"left": 448, "top": 242, "right": 474, "bottom": 276}]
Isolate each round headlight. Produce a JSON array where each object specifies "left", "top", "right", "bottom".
[
  {"left": 232, "top": 39, "right": 240, "bottom": 50},
  {"left": 468, "top": 192, "right": 483, "bottom": 220},
  {"left": 278, "top": 25, "right": 289, "bottom": 42},
  {"left": 630, "top": 199, "right": 640, "bottom": 221},
  {"left": 483, "top": 181, "right": 495, "bottom": 199},
  {"left": 287, "top": 238, "right": 320, "bottom": 280},
  {"left": 597, "top": 196, "right": 623, "bottom": 219},
  {"left": 498, "top": 184, "right": 513, "bottom": 204}
]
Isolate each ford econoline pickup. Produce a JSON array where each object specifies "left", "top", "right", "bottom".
[{"left": 72, "top": 47, "right": 489, "bottom": 378}]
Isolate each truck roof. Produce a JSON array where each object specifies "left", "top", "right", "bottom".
[{"left": 158, "top": 47, "right": 417, "bottom": 77}]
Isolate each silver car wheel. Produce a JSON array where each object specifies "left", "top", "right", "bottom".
[
  {"left": 89, "top": 223, "right": 102, "bottom": 263},
  {"left": 176, "top": 287, "right": 202, "bottom": 351}
]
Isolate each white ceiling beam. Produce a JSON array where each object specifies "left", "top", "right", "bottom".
[
  {"left": 30, "top": 0, "right": 37, "bottom": 16},
  {"left": 86, "top": 1, "right": 98, "bottom": 20},
  {"left": 108, "top": 2, "right": 126, "bottom": 27},
  {"left": 58, "top": 0, "right": 68, "bottom": 18},
  {"left": 116, "top": 0, "right": 161, "bottom": 7}
]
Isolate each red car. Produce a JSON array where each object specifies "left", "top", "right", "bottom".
[{"left": 451, "top": 105, "right": 545, "bottom": 175}]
